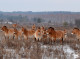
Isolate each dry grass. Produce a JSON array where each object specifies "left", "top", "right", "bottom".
[{"left": 0, "top": 24, "right": 80, "bottom": 59}]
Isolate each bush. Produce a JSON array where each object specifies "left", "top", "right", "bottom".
[{"left": 63, "top": 22, "right": 68, "bottom": 26}]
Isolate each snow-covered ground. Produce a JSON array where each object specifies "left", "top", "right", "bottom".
[{"left": 2, "top": 44, "right": 79, "bottom": 59}]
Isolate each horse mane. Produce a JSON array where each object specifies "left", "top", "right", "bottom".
[
  {"left": 48, "top": 27, "right": 55, "bottom": 35},
  {"left": 48, "top": 27, "right": 54, "bottom": 30},
  {"left": 3, "top": 26, "right": 7, "bottom": 28},
  {"left": 37, "top": 27, "right": 40, "bottom": 29},
  {"left": 74, "top": 27, "right": 79, "bottom": 30},
  {"left": 3, "top": 26, "right": 8, "bottom": 30}
]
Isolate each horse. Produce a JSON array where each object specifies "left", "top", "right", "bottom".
[
  {"left": 1, "top": 26, "right": 15, "bottom": 39},
  {"left": 71, "top": 28, "right": 80, "bottom": 41},
  {"left": 47, "top": 27, "right": 67, "bottom": 44}
]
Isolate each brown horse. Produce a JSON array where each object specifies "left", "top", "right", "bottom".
[
  {"left": 13, "top": 28, "right": 23, "bottom": 40},
  {"left": 12, "top": 24, "right": 17, "bottom": 28},
  {"left": 47, "top": 27, "right": 67, "bottom": 44},
  {"left": 21, "top": 26, "right": 35, "bottom": 40},
  {"left": 1, "top": 26, "right": 15, "bottom": 39},
  {"left": 34, "top": 27, "right": 42, "bottom": 41}
]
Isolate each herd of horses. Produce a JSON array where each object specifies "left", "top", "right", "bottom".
[{"left": 1, "top": 24, "right": 80, "bottom": 44}]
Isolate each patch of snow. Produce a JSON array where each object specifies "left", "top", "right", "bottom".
[{"left": 63, "top": 45, "right": 79, "bottom": 59}]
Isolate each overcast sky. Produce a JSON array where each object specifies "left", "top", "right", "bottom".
[{"left": 0, "top": 0, "right": 80, "bottom": 12}]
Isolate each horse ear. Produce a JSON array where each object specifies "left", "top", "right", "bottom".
[
  {"left": 49, "top": 27, "right": 54, "bottom": 30},
  {"left": 64, "top": 29, "right": 65, "bottom": 31},
  {"left": 64, "top": 29, "right": 66, "bottom": 32}
]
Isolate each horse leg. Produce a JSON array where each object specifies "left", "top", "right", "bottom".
[
  {"left": 13, "top": 35, "right": 15, "bottom": 40},
  {"left": 44, "top": 38, "right": 47, "bottom": 43},
  {"left": 62, "top": 37, "right": 63, "bottom": 42},
  {"left": 60, "top": 37, "right": 63, "bottom": 44},
  {"left": 54, "top": 38, "right": 56, "bottom": 42},
  {"left": 49, "top": 38, "right": 51, "bottom": 44},
  {"left": 27, "top": 37, "right": 28, "bottom": 40},
  {"left": 38, "top": 38, "right": 39, "bottom": 42},
  {"left": 49, "top": 39, "right": 51, "bottom": 44},
  {"left": 48, "top": 38, "right": 50, "bottom": 44},
  {"left": 24, "top": 35, "right": 28, "bottom": 40},
  {"left": 51, "top": 39, "right": 53, "bottom": 44},
  {"left": 78, "top": 39, "right": 79, "bottom": 41},
  {"left": 4, "top": 36, "right": 6, "bottom": 40},
  {"left": 34, "top": 37, "right": 36, "bottom": 41},
  {"left": 16, "top": 36, "right": 18, "bottom": 40},
  {"left": 7, "top": 36, "right": 9, "bottom": 40}
]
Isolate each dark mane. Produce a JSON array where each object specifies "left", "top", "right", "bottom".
[
  {"left": 3, "top": 26, "right": 7, "bottom": 28},
  {"left": 3, "top": 26, "right": 8, "bottom": 29},
  {"left": 74, "top": 27, "right": 79, "bottom": 30},
  {"left": 48, "top": 27, "right": 54, "bottom": 30},
  {"left": 37, "top": 27, "right": 40, "bottom": 29}
]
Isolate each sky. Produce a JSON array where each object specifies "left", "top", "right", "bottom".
[{"left": 0, "top": 0, "right": 80, "bottom": 12}]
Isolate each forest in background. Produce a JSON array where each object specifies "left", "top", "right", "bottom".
[{"left": 0, "top": 11, "right": 80, "bottom": 27}]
